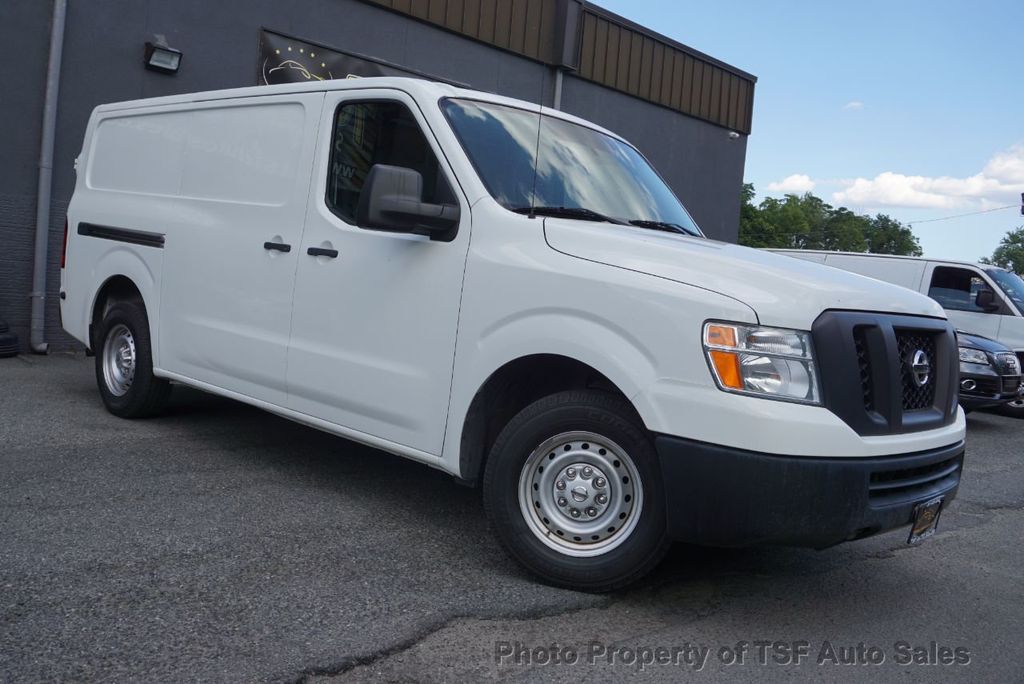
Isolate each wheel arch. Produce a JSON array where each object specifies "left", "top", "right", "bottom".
[
  {"left": 456, "top": 353, "right": 644, "bottom": 486},
  {"left": 89, "top": 274, "right": 151, "bottom": 352}
]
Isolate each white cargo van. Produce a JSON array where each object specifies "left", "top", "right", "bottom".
[
  {"left": 61, "top": 78, "right": 965, "bottom": 590},
  {"left": 775, "top": 250, "right": 1024, "bottom": 417}
]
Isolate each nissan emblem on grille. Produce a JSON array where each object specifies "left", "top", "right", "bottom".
[{"left": 909, "top": 349, "right": 931, "bottom": 387}]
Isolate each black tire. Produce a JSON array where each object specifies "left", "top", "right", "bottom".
[
  {"left": 0, "top": 331, "right": 18, "bottom": 358},
  {"left": 483, "top": 390, "right": 670, "bottom": 592},
  {"left": 995, "top": 398, "right": 1024, "bottom": 419},
  {"left": 94, "top": 300, "right": 170, "bottom": 418}
]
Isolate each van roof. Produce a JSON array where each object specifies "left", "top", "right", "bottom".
[
  {"left": 770, "top": 249, "right": 1009, "bottom": 273},
  {"left": 92, "top": 76, "right": 624, "bottom": 142}
]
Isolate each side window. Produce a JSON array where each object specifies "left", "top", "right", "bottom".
[
  {"left": 326, "top": 100, "right": 455, "bottom": 224},
  {"left": 927, "top": 266, "right": 993, "bottom": 313}
]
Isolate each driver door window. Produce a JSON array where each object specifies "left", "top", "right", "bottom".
[
  {"left": 927, "top": 266, "right": 993, "bottom": 313},
  {"left": 325, "top": 101, "right": 455, "bottom": 224}
]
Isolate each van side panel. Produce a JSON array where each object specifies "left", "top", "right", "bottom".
[
  {"left": 157, "top": 95, "right": 323, "bottom": 405},
  {"left": 70, "top": 94, "right": 323, "bottom": 407},
  {"left": 823, "top": 254, "right": 926, "bottom": 291},
  {"left": 88, "top": 113, "right": 189, "bottom": 196}
]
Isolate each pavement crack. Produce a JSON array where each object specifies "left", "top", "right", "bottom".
[{"left": 287, "top": 598, "right": 613, "bottom": 682}]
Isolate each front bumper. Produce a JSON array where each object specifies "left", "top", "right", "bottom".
[
  {"left": 655, "top": 435, "right": 963, "bottom": 549},
  {"left": 959, "top": 362, "right": 1022, "bottom": 410}
]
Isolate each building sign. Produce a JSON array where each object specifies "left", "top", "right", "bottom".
[{"left": 258, "top": 29, "right": 413, "bottom": 85}]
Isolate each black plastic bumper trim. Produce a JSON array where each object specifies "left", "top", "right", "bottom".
[{"left": 655, "top": 434, "right": 963, "bottom": 549}]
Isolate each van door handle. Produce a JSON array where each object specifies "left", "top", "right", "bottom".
[
  {"left": 264, "top": 241, "right": 291, "bottom": 252},
  {"left": 307, "top": 247, "right": 339, "bottom": 259}
]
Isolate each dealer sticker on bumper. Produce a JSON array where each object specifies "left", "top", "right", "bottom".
[{"left": 907, "top": 496, "right": 944, "bottom": 545}]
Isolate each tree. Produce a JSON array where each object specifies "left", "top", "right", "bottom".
[
  {"left": 737, "top": 184, "right": 922, "bottom": 256},
  {"left": 863, "top": 214, "right": 923, "bottom": 256},
  {"left": 738, "top": 183, "right": 782, "bottom": 248},
  {"left": 981, "top": 226, "right": 1024, "bottom": 272}
]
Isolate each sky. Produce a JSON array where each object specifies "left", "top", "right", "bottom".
[{"left": 596, "top": 0, "right": 1024, "bottom": 260}]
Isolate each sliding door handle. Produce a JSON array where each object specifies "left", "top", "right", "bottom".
[
  {"left": 263, "top": 241, "right": 291, "bottom": 252},
  {"left": 307, "top": 247, "right": 339, "bottom": 259}
]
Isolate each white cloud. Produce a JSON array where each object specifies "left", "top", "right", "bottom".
[
  {"left": 842, "top": 100, "right": 864, "bottom": 111},
  {"left": 832, "top": 144, "right": 1024, "bottom": 210},
  {"left": 766, "top": 173, "right": 816, "bottom": 194}
]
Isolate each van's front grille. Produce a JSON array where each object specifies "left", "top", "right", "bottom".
[
  {"left": 896, "top": 330, "right": 937, "bottom": 411},
  {"left": 812, "top": 312, "right": 958, "bottom": 436},
  {"left": 869, "top": 454, "right": 962, "bottom": 505}
]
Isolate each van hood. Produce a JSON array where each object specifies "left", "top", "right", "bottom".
[{"left": 544, "top": 219, "right": 946, "bottom": 330}]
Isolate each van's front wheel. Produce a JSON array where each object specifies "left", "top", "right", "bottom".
[
  {"left": 483, "top": 391, "right": 670, "bottom": 591},
  {"left": 94, "top": 301, "right": 170, "bottom": 418}
]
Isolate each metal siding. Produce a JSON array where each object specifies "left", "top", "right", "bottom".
[
  {"left": 659, "top": 45, "right": 675, "bottom": 108},
  {"left": 594, "top": 16, "right": 609, "bottom": 83},
  {"left": 475, "top": 1, "right": 493, "bottom": 42},
  {"left": 579, "top": 11, "right": 598, "bottom": 79},
  {"left": 681, "top": 54, "right": 695, "bottom": 113},
  {"left": 671, "top": 52, "right": 688, "bottom": 111},
  {"left": 615, "top": 26, "right": 630, "bottom": 92},
  {"left": 639, "top": 37, "right": 654, "bottom": 101},
  {"left": 493, "top": 0, "right": 513, "bottom": 50},
  {"left": 359, "top": 1, "right": 754, "bottom": 132},
  {"left": 409, "top": 0, "right": 429, "bottom": 20},
  {"left": 523, "top": 0, "right": 542, "bottom": 60},
  {"left": 509, "top": 0, "right": 528, "bottom": 55},
  {"left": 605, "top": 23, "right": 620, "bottom": 86},
  {"left": 627, "top": 32, "right": 643, "bottom": 96},
  {"left": 445, "top": 0, "right": 464, "bottom": 31},
  {"left": 572, "top": 9, "right": 754, "bottom": 133},
  {"left": 650, "top": 42, "right": 664, "bottom": 103},
  {"left": 540, "top": 0, "right": 558, "bottom": 64}
]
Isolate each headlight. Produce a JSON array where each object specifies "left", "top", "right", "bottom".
[
  {"left": 703, "top": 322, "right": 821, "bottom": 404},
  {"left": 958, "top": 347, "right": 989, "bottom": 365}
]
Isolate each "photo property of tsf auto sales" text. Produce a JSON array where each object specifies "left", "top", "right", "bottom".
[{"left": 495, "top": 640, "right": 971, "bottom": 673}]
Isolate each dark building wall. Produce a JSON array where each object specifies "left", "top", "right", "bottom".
[{"left": 0, "top": 0, "right": 750, "bottom": 353}]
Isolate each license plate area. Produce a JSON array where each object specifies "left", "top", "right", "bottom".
[{"left": 907, "top": 495, "right": 944, "bottom": 545}]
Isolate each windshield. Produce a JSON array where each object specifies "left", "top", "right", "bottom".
[
  {"left": 986, "top": 268, "right": 1024, "bottom": 311},
  {"left": 441, "top": 98, "right": 702, "bottom": 236}
]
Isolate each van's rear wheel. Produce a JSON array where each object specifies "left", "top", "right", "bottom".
[
  {"left": 94, "top": 301, "right": 170, "bottom": 418},
  {"left": 483, "top": 390, "right": 670, "bottom": 591}
]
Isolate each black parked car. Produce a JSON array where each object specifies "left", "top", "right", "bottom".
[{"left": 956, "top": 331, "right": 1022, "bottom": 414}]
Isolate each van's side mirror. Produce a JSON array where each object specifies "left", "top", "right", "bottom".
[
  {"left": 356, "top": 164, "right": 460, "bottom": 241},
  {"left": 975, "top": 288, "right": 1000, "bottom": 312}
]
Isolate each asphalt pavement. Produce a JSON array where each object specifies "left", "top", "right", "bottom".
[{"left": 1, "top": 354, "right": 1021, "bottom": 682}]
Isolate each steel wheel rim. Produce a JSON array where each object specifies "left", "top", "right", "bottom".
[
  {"left": 518, "top": 431, "right": 643, "bottom": 557},
  {"left": 1009, "top": 398, "right": 1024, "bottom": 409},
  {"left": 102, "top": 324, "right": 136, "bottom": 397}
]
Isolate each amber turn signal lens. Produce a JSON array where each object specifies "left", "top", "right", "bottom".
[
  {"left": 709, "top": 350, "right": 743, "bottom": 389},
  {"left": 705, "top": 324, "right": 737, "bottom": 348}
]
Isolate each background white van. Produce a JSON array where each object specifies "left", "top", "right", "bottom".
[{"left": 774, "top": 251, "right": 1024, "bottom": 353}]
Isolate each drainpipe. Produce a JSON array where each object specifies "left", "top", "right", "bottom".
[{"left": 29, "top": 0, "right": 68, "bottom": 353}]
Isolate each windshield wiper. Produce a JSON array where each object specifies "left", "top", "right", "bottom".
[
  {"left": 628, "top": 219, "right": 699, "bottom": 236},
  {"left": 512, "top": 206, "right": 627, "bottom": 225}
]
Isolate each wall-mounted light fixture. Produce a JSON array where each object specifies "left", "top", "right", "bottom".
[{"left": 144, "top": 35, "right": 182, "bottom": 74}]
